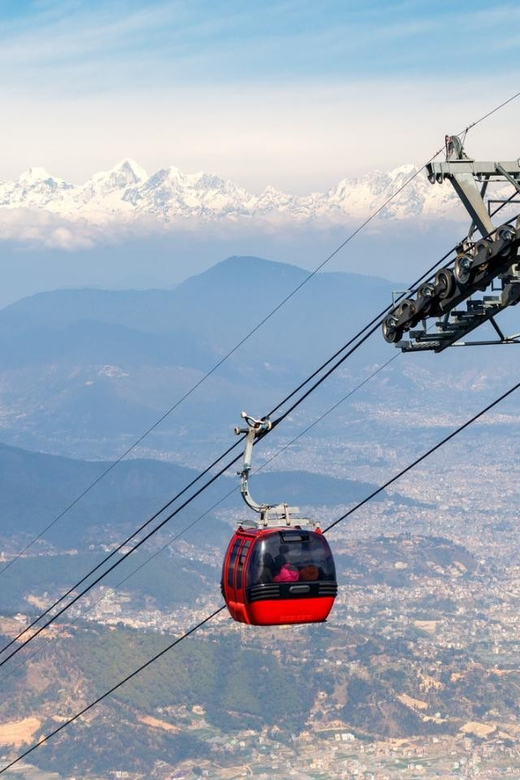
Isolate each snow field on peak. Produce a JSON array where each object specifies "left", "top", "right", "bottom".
[{"left": 0, "top": 160, "right": 511, "bottom": 233}]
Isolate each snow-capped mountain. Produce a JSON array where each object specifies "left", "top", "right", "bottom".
[
  {"left": 0, "top": 158, "right": 508, "bottom": 236},
  {"left": 0, "top": 167, "right": 75, "bottom": 210}
]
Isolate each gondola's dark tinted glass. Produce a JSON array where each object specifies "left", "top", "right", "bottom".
[{"left": 247, "top": 530, "right": 335, "bottom": 586}]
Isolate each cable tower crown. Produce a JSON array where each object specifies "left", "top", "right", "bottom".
[{"left": 383, "top": 134, "right": 520, "bottom": 351}]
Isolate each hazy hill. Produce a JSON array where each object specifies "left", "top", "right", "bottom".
[
  {"left": 0, "top": 254, "right": 517, "bottom": 463},
  {"left": 0, "top": 440, "right": 389, "bottom": 551},
  {"left": 0, "top": 255, "right": 397, "bottom": 457},
  {"left": 0, "top": 255, "right": 393, "bottom": 368}
]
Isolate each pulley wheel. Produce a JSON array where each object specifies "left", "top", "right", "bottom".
[
  {"left": 435, "top": 268, "right": 455, "bottom": 299},
  {"left": 382, "top": 315, "right": 401, "bottom": 343},
  {"left": 416, "top": 283, "right": 435, "bottom": 314},
  {"left": 454, "top": 254, "right": 472, "bottom": 284},
  {"left": 398, "top": 298, "right": 416, "bottom": 318}
]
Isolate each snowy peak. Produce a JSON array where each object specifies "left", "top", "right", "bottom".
[
  {"left": 116, "top": 158, "right": 148, "bottom": 182},
  {"left": 89, "top": 159, "right": 148, "bottom": 187},
  {"left": 0, "top": 159, "right": 485, "bottom": 232},
  {"left": 0, "top": 167, "right": 74, "bottom": 210},
  {"left": 18, "top": 167, "right": 54, "bottom": 184},
  {"left": 79, "top": 159, "right": 149, "bottom": 211}
]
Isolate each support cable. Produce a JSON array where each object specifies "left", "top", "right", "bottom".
[
  {"left": 461, "top": 91, "right": 520, "bottom": 136},
  {"left": 323, "top": 379, "right": 520, "bottom": 533}
]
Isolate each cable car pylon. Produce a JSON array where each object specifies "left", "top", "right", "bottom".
[
  {"left": 222, "top": 412, "right": 337, "bottom": 625},
  {"left": 383, "top": 135, "right": 520, "bottom": 351}
]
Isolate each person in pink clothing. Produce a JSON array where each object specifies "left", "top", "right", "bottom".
[{"left": 273, "top": 563, "right": 299, "bottom": 582}]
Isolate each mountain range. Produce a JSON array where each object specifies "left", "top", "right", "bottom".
[
  {"left": 0, "top": 438, "right": 387, "bottom": 551},
  {"left": 0, "top": 159, "right": 479, "bottom": 228},
  {"left": 0, "top": 255, "right": 396, "bottom": 456},
  {"left": 0, "top": 254, "right": 517, "bottom": 463}
]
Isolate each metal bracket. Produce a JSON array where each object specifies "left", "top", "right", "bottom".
[{"left": 234, "top": 411, "right": 316, "bottom": 529}]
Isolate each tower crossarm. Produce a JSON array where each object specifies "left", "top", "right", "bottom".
[
  {"left": 427, "top": 159, "right": 520, "bottom": 181},
  {"left": 427, "top": 135, "right": 520, "bottom": 238}
]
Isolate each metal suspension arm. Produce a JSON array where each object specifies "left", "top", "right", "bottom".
[
  {"left": 233, "top": 411, "right": 316, "bottom": 529},
  {"left": 234, "top": 411, "right": 272, "bottom": 514}
]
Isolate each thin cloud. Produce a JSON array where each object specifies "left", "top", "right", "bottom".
[{"left": 0, "top": 0, "right": 517, "bottom": 95}]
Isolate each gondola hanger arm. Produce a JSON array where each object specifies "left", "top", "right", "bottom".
[{"left": 234, "top": 411, "right": 315, "bottom": 529}]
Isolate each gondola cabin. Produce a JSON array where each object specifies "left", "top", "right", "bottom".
[
  {"left": 224, "top": 411, "right": 338, "bottom": 626},
  {"left": 222, "top": 526, "right": 337, "bottom": 625}
]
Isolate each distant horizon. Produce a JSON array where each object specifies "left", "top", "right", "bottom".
[
  {"left": 2, "top": 156, "right": 421, "bottom": 191},
  {"left": 1, "top": 252, "right": 401, "bottom": 301}
]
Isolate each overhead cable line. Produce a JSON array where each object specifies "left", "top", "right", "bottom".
[
  {"left": 1, "top": 89, "right": 518, "bottom": 667},
  {"left": 4, "top": 372, "right": 520, "bottom": 775},
  {"left": 460, "top": 90, "right": 520, "bottom": 136},
  {"left": 2, "top": 207, "right": 518, "bottom": 668},
  {"left": 323, "top": 378, "right": 520, "bottom": 532}
]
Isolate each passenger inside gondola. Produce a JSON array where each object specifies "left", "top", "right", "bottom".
[
  {"left": 247, "top": 530, "right": 336, "bottom": 587},
  {"left": 273, "top": 563, "right": 299, "bottom": 582}
]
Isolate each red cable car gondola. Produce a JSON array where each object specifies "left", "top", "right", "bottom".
[{"left": 221, "top": 413, "right": 337, "bottom": 626}]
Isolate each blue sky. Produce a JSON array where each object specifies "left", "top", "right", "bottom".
[
  {"left": 0, "top": 0, "right": 518, "bottom": 189},
  {"left": 2, "top": 1, "right": 518, "bottom": 87}
]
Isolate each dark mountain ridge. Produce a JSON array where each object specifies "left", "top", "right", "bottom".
[
  {"left": 0, "top": 256, "right": 395, "bottom": 371},
  {"left": 0, "top": 440, "right": 389, "bottom": 550},
  {"left": 0, "top": 254, "right": 517, "bottom": 462}
]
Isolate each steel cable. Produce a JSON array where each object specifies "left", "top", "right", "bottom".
[{"left": 2, "top": 201, "right": 518, "bottom": 667}]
